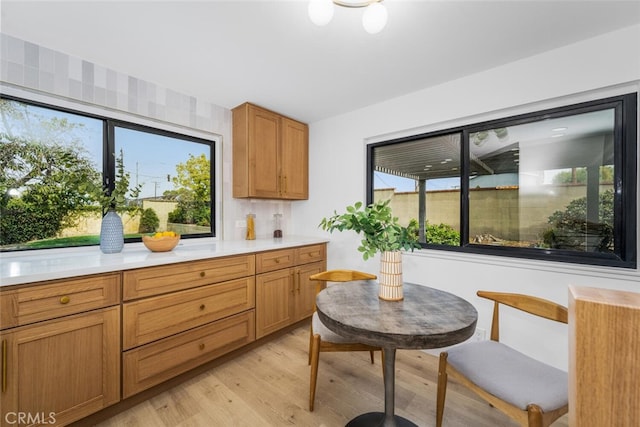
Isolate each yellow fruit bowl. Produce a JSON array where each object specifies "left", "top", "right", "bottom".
[{"left": 142, "top": 234, "right": 180, "bottom": 252}]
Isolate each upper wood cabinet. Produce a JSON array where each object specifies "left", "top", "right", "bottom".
[{"left": 232, "top": 103, "right": 308, "bottom": 200}]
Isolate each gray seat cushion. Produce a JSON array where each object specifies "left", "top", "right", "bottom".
[
  {"left": 446, "top": 340, "right": 568, "bottom": 412},
  {"left": 312, "top": 312, "right": 358, "bottom": 344}
]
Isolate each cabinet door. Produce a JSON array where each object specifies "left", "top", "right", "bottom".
[
  {"left": 255, "top": 269, "right": 294, "bottom": 339},
  {"left": 249, "top": 106, "right": 281, "bottom": 198},
  {"left": 294, "top": 261, "right": 325, "bottom": 322},
  {"left": 280, "top": 117, "right": 308, "bottom": 200},
  {"left": 0, "top": 307, "right": 120, "bottom": 427}
]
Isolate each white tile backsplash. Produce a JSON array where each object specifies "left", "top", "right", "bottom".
[{"left": 67, "top": 55, "right": 82, "bottom": 81}]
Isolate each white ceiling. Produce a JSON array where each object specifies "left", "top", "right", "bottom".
[{"left": 2, "top": 0, "right": 640, "bottom": 123}]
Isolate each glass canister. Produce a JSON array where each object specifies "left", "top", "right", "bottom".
[
  {"left": 273, "top": 213, "right": 282, "bottom": 238},
  {"left": 246, "top": 213, "right": 256, "bottom": 240}
]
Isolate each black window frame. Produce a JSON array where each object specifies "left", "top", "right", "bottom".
[
  {"left": 1, "top": 94, "right": 217, "bottom": 249},
  {"left": 367, "top": 93, "right": 637, "bottom": 269}
]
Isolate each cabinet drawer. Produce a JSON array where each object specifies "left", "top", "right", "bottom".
[
  {"left": 0, "top": 273, "right": 121, "bottom": 329},
  {"left": 123, "top": 310, "right": 255, "bottom": 398},
  {"left": 256, "top": 249, "right": 295, "bottom": 273},
  {"left": 296, "top": 244, "right": 326, "bottom": 265},
  {"left": 123, "top": 277, "right": 255, "bottom": 349},
  {"left": 123, "top": 254, "right": 255, "bottom": 300}
]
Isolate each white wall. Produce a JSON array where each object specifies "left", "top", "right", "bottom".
[{"left": 293, "top": 24, "right": 640, "bottom": 371}]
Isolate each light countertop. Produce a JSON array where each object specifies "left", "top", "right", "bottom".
[{"left": 0, "top": 236, "right": 328, "bottom": 288}]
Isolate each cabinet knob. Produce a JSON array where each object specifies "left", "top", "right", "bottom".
[
  {"left": 199, "top": 343, "right": 205, "bottom": 351},
  {"left": 200, "top": 271, "right": 205, "bottom": 278},
  {"left": 275, "top": 258, "right": 280, "bottom": 264},
  {"left": 200, "top": 304, "right": 206, "bottom": 311},
  {"left": 59, "top": 296, "right": 70, "bottom": 304}
]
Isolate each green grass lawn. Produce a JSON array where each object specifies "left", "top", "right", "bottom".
[{"left": 11, "top": 234, "right": 144, "bottom": 250}]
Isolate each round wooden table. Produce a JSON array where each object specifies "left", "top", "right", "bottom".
[{"left": 316, "top": 281, "right": 478, "bottom": 427}]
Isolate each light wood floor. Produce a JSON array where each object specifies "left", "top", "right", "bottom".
[{"left": 97, "top": 325, "right": 569, "bottom": 427}]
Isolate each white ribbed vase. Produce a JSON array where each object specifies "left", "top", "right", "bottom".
[{"left": 378, "top": 250, "right": 403, "bottom": 301}]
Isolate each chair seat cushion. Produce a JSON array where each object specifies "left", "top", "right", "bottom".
[
  {"left": 446, "top": 340, "right": 568, "bottom": 412},
  {"left": 312, "top": 312, "right": 358, "bottom": 344}
]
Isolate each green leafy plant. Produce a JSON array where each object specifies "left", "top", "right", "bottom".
[
  {"left": 543, "top": 189, "right": 614, "bottom": 252},
  {"left": 138, "top": 208, "right": 160, "bottom": 233},
  {"left": 91, "top": 149, "right": 142, "bottom": 216},
  {"left": 319, "top": 199, "right": 421, "bottom": 260},
  {"left": 425, "top": 221, "right": 460, "bottom": 245},
  {"left": 165, "top": 153, "right": 211, "bottom": 227}
]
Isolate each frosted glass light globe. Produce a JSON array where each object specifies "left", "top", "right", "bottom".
[
  {"left": 362, "top": 2, "right": 387, "bottom": 34},
  {"left": 308, "top": 0, "right": 334, "bottom": 26}
]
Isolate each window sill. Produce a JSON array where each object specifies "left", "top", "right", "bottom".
[{"left": 405, "top": 247, "right": 640, "bottom": 281}]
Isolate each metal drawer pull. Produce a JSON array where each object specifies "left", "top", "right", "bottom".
[
  {"left": 200, "top": 304, "right": 205, "bottom": 311},
  {"left": 275, "top": 258, "right": 280, "bottom": 263},
  {"left": 200, "top": 271, "right": 205, "bottom": 277},
  {"left": 59, "top": 296, "right": 70, "bottom": 304},
  {"left": 199, "top": 343, "right": 205, "bottom": 350},
  {"left": 291, "top": 271, "right": 296, "bottom": 294}
]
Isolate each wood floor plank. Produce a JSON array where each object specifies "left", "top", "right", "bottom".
[
  {"left": 181, "top": 375, "right": 271, "bottom": 426},
  {"left": 97, "top": 325, "right": 569, "bottom": 427}
]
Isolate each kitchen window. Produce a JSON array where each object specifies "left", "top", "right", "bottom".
[
  {"left": 0, "top": 96, "right": 215, "bottom": 252},
  {"left": 367, "top": 93, "right": 637, "bottom": 268}
]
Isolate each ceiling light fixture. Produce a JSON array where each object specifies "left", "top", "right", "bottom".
[{"left": 308, "top": 0, "right": 388, "bottom": 34}]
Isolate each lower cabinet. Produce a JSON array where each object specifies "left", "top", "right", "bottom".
[
  {"left": 0, "top": 242, "right": 326, "bottom": 425},
  {"left": 121, "top": 256, "right": 257, "bottom": 398},
  {"left": 0, "top": 306, "right": 120, "bottom": 427},
  {"left": 256, "top": 261, "right": 324, "bottom": 339},
  {"left": 256, "top": 244, "right": 326, "bottom": 339}
]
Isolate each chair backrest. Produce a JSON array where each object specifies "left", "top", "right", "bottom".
[
  {"left": 477, "top": 290, "right": 568, "bottom": 342},
  {"left": 309, "top": 270, "right": 376, "bottom": 304},
  {"left": 309, "top": 270, "right": 377, "bottom": 282}
]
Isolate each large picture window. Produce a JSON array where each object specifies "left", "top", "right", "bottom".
[
  {"left": 0, "top": 96, "right": 215, "bottom": 252},
  {"left": 368, "top": 93, "right": 637, "bottom": 268}
]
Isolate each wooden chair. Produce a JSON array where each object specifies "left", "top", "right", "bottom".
[
  {"left": 308, "top": 270, "right": 383, "bottom": 411},
  {"left": 436, "top": 291, "right": 569, "bottom": 427}
]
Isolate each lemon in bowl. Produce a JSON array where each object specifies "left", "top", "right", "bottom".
[{"left": 142, "top": 231, "right": 180, "bottom": 252}]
